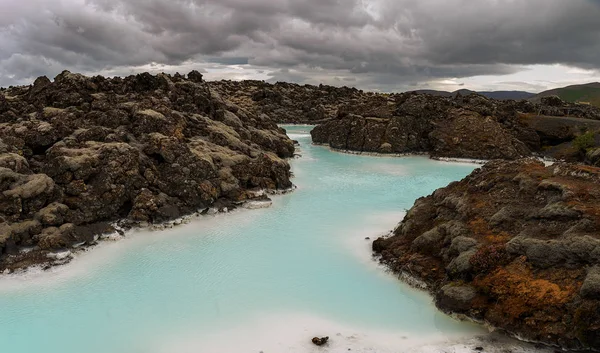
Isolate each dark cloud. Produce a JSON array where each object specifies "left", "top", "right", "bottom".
[{"left": 1, "top": 0, "right": 599, "bottom": 89}]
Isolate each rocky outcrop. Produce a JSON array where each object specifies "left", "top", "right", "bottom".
[
  {"left": 373, "top": 160, "right": 600, "bottom": 350},
  {"left": 0, "top": 71, "right": 294, "bottom": 271},
  {"left": 211, "top": 80, "right": 379, "bottom": 124},
  {"left": 542, "top": 130, "right": 600, "bottom": 167},
  {"left": 536, "top": 96, "right": 600, "bottom": 121},
  {"left": 310, "top": 92, "right": 600, "bottom": 162}
]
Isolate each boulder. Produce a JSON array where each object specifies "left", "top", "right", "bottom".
[{"left": 436, "top": 284, "right": 478, "bottom": 313}]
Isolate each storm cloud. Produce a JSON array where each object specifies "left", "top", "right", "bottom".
[{"left": 1, "top": 0, "right": 599, "bottom": 90}]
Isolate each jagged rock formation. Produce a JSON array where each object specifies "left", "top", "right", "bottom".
[
  {"left": 373, "top": 160, "right": 600, "bottom": 350},
  {"left": 0, "top": 71, "right": 294, "bottom": 271},
  {"left": 535, "top": 96, "right": 600, "bottom": 120},
  {"left": 211, "top": 80, "right": 373, "bottom": 124},
  {"left": 308, "top": 92, "right": 600, "bottom": 162}
]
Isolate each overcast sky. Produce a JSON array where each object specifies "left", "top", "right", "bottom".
[{"left": 1, "top": 0, "right": 600, "bottom": 92}]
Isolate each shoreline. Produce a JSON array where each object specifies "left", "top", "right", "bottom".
[
  {"left": 372, "top": 252, "right": 574, "bottom": 352},
  {"left": 0, "top": 186, "right": 297, "bottom": 277},
  {"left": 312, "top": 142, "right": 488, "bottom": 164},
  {"left": 312, "top": 142, "right": 560, "bottom": 167}
]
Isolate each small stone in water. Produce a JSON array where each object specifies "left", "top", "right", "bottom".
[{"left": 312, "top": 336, "right": 329, "bottom": 346}]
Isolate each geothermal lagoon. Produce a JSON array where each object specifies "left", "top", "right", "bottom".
[{"left": 0, "top": 126, "right": 487, "bottom": 353}]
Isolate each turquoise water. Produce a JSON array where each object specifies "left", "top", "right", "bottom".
[{"left": 0, "top": 125, "right": 481, "bottom": 353}]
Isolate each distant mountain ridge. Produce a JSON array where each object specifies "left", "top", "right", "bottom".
[
  {"left": 409, "top": 88, "right": 536, "bottom": 100},
  {"left": 531, "top": 82, "right": 600, "bottom": 107}
]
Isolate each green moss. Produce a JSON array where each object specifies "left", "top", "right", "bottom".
[{"left": 574, "top": 131, "right": 596, "bottom": 152}]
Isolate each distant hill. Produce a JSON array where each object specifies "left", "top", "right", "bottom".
[
  {"left": 410, "top": 89, "right": 535, "bottom": 100},
  {"left": 531, "top": 82, "right": 600, "bottom": 107},
  {"left": 478, "top": 90, "right": 537, "bottom": 100}
]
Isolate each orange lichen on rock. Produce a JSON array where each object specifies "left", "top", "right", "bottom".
[
  {"left": 484, "top": 232, "right": 511, "bottom": 244},
  {"left": 475, "top": 260, "right": 577, "bottom": 321},
  {"left": 468, "top": 217, "right": 491, "bottom": 236}
]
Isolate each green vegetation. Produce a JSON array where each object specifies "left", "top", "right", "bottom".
[
  {"left": 534, "top": 83, "right": 600, "bottom": 107},
  {"left": 558, "top": 88, "right": 600, "bottom": 106},
  {"left": 574, "top": 131, "right": 596, "bottom": 151}
]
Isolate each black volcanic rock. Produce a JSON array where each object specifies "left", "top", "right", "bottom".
[
  {"left": 211, "top": 80, "right": 367, "bottom": 124},
  {"left": 310, "top": 93, "right": 534, "bottom": 160},
  {"left": 310, "top": 92, "right": 600, "bottom": 162},
  {"left": 0, "top": 71, "right": 294, "bottom": 271},
  {"left": 311, "top": 336, "right": 329, "bottom": 346},
  {"left": 374, "top": 160, "right": 600, "bottom": 350}
]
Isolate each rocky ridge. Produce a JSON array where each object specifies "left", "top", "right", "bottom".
[
  {"left": 373, "top": 159, "right": 600, "bottom": 350},
  {"left": 311, "top": 93, "right": 600, "bottom": 162},
  {"left": 211, "top": 80, "right": 378, "bottom": 124},
  {"left": 0, "top": 71, "right": 295, "bottom": 272}
]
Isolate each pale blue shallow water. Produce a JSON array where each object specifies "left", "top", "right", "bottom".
[{"left": 0, "top": 126, "right": 482, "bottom": 353}]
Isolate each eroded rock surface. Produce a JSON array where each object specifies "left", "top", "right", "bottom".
[
  {"left": 373, "top": 159, "right": 600, "bottom": 349},
  {"left": 308, "top": 92, "right": 600, "bottom": 162},
  {"left": 211, "top": 80, "right": 370, "bottom": 124},
  {"left": 0, "top": 71, "right": 294, "bottom": 271}
]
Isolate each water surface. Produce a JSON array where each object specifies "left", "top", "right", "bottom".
[{"left": 0, "top": 125, "right": 482, "bottom": 352}]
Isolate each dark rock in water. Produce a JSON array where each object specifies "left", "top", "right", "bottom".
[
  {"left": 312, "top": 336, "right": 329, "bottom": 346},
  {"left": 0, "top": 71, "right": 295, "bottom": 272},
  {"left": 373, "top": 159, "right": 600, "bottom": 350},
  {"left": 474, "top": 347, "right": 484, "bottom": 351},
  {"left": 365, "top": 237, "right": 370, "bottom": 240}
]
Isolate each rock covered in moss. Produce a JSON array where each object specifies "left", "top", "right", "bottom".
[{"left": 0, "top": 71, "right": 295, "bottom": 271}]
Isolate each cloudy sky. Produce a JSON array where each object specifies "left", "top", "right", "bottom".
[{"left": 1, "top": 0, "right": 600, "bottom": 92}]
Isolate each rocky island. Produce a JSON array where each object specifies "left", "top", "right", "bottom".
[{"left": 0, "top": 71, "right": 294, "bottom": 272}]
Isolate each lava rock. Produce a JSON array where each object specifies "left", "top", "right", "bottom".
[
  {"left": 312, "top": 336, "right": 329, "bottom": 346},
  {"left": 0, "top": 71, "right": 295, "bottom": 272},
  {"left": 374, "top": 159, "right": 600, "bottom": 350}
]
